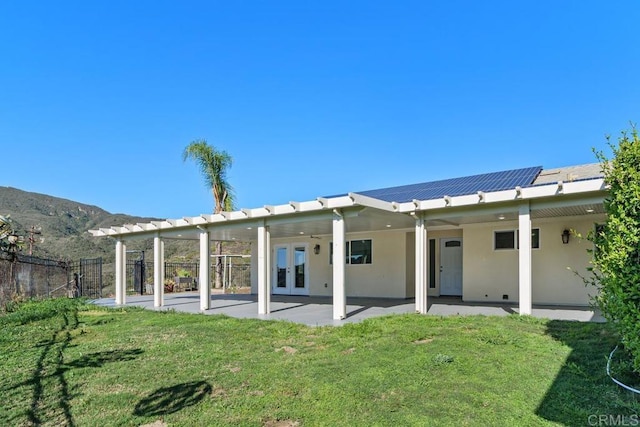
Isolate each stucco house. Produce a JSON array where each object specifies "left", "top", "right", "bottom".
[{"left": 89, "top": 163, "right": 606, "bottom": 321}]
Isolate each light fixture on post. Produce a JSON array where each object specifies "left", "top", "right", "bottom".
[
  {"left": 314, "top": 244, "right": 321, "bottom": 255},
  {"left": 561, "top": 229, "right": 571, "bottom": 244}
]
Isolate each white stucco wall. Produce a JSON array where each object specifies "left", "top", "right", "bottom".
[
  {"left": 250, "top": 215, "right": 602, "bottom": 306},
  {"left": 344, "top": 231, "right": 408, "bottom": 298},
  {"left": 462, "top": 215, "right": 603, "bottom": 306},
  {"left": 251, "top": 230, "right": 411, "bottom": 298}
]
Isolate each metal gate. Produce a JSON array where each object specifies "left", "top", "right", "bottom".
[
  {"left": 68, "top": 258, "right": 103, "bottom": 298},
  {"left": 126, "top": 250, "right": 146, "bottom": 295}
]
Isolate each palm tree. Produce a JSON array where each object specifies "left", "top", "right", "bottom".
[{"left": 183, "top": 140, "right": 234, "bottom": 289}]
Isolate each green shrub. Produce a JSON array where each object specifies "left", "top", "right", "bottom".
[
  {"left": 590, "top": 125, "right": 640, "bottom": 373},
  {"left": 175, "top": 268, "right": 191, "bottom": 278}
]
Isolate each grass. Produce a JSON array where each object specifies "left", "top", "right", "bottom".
[{"left": 1, "top": 299, "right": 639, "bottom": 426}]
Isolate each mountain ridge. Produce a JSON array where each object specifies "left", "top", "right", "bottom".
[{"left": 0, "top": 186, "right": 247, "bottom": 262}]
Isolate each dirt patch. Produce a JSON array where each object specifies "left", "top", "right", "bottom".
[
  {"left": 276, "top": 346, "right": 297, "bottom": 354},
  {"left": 82, "top": 310, "right": 117, "bottom": 317},
  {"left": 413, "top": 338, "right": 434, "bottom": 344},
  {"left": 263, "top": 419, "right": 300, "bottom": 427},
  {"left": 225, "top": 365, "right": 241, "bottom": 373},
  {"left": 139, "top": 421, "right": 167, "bottom": 427},
  {"left": 211, "top": 387, "right": 227, "bottom": 398},
  {"left": 341, "top": 347, "right": 356, "bottom": 355}
]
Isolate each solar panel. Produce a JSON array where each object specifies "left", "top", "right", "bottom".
[{"left": 348, "top": 166, "right": 543, "bottom": 203}]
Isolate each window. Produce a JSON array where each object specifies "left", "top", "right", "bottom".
[
  {"left": 494, "top": 229, "right": 540, "bottom": 250},
  {"left": 495, "top": 230, "right": 516, "bottom": 250},
  {"left": 329, "top": 239, "right": 372, "bottom": 264},
  {"left": 428, "top": 239, "right": 436, "bottom": 288},
  {"left": 350, "top": 240, "right": 372, "bottom": 264},
  {"left": 531, "top": 228, "right": 540, "bottom": 249}
]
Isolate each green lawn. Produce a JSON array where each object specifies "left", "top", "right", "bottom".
[{"left": 1, "top": 299, "right": 638, "bottom": 426}]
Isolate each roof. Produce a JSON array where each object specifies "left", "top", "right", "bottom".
[
  {"left": 335, "top": 163, "right": 604, "bottom": 203},
  {"left": 89, "top": 163, "right": 607, "bottom": 239},
  {"left": 533, "top": 163, "right": 603, "bottom": 185},
  {"left": 344, "top": 166, "right": 543, "bottom": 203}
]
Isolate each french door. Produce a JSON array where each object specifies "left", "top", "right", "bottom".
[{"left": 272, "top": 243, "right": 309, "bottom": 295}]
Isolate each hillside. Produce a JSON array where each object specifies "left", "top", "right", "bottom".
[{"left": 0, "top": 187, "right": 249, "bottom": 262}]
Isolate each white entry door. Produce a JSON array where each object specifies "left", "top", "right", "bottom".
[
  {"left": 272, "top": 243, "right": 309, "bottom": 295},
  {"left": 440, "top": 238, "right": 463, "bottom": 296}
]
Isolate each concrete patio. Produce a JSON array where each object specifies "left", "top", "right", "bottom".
[{"left": 91, "top": 291, "right": 605, "bottom": 326}]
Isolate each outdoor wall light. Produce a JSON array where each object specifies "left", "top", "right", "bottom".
[
  {"left": 314, "top": 244, "right": 321, "bottom": 255},
  {"left": 562, "top": 229, "right": 571, "bottom": 244}
]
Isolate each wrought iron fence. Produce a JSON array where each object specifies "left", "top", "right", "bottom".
[
  {"left": 0, "top": 250, "right": 251, "bottom": 306},
  {"left": 67, "top": 258, "right": 103, "bottom": 299},
  {"left": 165, "top": 262, "right": 199, "bottom": 280},
  {"left": 121, "top": 257, "right": 251, "bottom": 295}
]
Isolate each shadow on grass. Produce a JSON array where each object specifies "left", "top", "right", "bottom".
[
  {"left": 13, "top": 307, "right": 144, "bottom": 427},
  {"left": 66, "top": 349, "right": 144, "bottom": 368},
  {"left": 27, "top": 308, "right": 79, "bottom": 426},
  {"left": 536, "top": 320, "right": 639, "bottom": 425},
  {"left": 134, "top": 381, "right": 212, "bottom": 417}
]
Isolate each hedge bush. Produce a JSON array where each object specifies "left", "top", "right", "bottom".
[{"left": 591, "top": 126, "right": 640, "bottom": 373}]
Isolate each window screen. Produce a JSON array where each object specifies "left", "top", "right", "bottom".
[{"left": 495, "top": 231, "right": 515, "bottom": 250}]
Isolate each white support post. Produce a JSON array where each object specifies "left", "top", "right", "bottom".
[
  {"left": 199, "top": 229, "right": 211, "bottom": 311},
  {"left": 257, "top": 223, "right": 270, "bottom": 314},
  {"left": 333, "top": 210, "right": 347, "bottom": 320},
  {"left": 115, "top": 239, "right": 124, "bottom": 305},
  {"left": 415, "top": 216, "right": 428, "bottom": 314},
  {"left": 121, "top": 241, "right": 127, "bottom": 304},
  {"left": 266, "top": 225, "right": 271, "bottom": 310},
  {"left": 161, "top": 240, "right": 165, "bottom": 297},
  {"left": 518, "top": 203, "right": 532, "bottom": 315},
  {"left": 153, "top": 235, "right": 164, "bottom": 307}
]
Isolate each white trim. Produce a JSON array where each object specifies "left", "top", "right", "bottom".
[
  {"left": 88, "top": 178, "right": 606, "bottom": 239},
  {"left": 348, "top": 192, "right": 398, "bottom": 212}
]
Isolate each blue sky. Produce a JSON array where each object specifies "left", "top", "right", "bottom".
[{"left": 1, "top": 1, "right": 638, "bottom": 219}]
